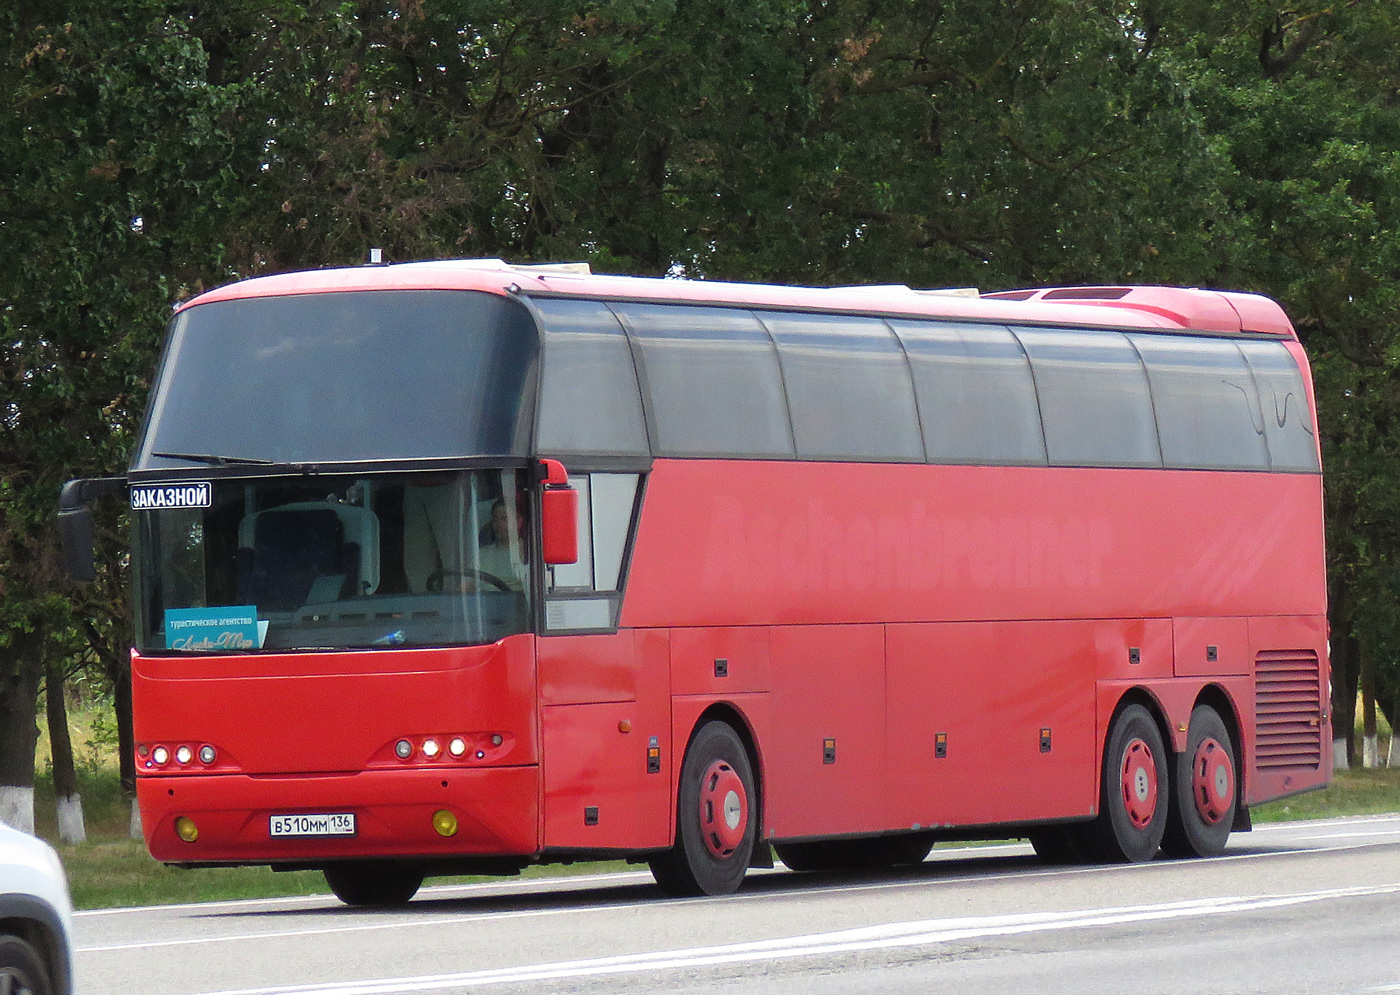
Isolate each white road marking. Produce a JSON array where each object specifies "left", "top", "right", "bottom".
[
  {"left": 77, "top": 907, "right": 577, "bottom": 953},
  {"left": 177, "top": 883, "right": 1400, "bottom": 995}
]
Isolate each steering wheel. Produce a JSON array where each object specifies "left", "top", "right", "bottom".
[{"left": 426, "top": 568, "right": 512, "bottom": 592}]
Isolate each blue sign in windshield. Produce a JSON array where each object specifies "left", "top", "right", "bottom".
[{"left": 164, "top": 606, "right": 263, "bottom": 651}]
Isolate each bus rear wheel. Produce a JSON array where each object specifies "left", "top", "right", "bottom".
[
  {"left": 323, "top": 862, "right": 424, "bottom": 906},
  {"left": 1091, "top": 703, "right": 1168, "bottom": 862},
  {"left": 1162, "top": 705, "right": 1237, "bottom": 858},
  {"left": 775, "top": 834, "right": 933, "bottom": 872},
  {"left": 649, "top": 721, "right": 756, "bottom": 897}
]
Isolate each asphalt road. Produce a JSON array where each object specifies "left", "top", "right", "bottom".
[{"left": 73, "top": 815, "right": 1400, "bottom": 995}]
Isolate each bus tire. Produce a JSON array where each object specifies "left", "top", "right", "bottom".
[
  {"left": 1161, "top": 705, "right": 1237, "bottom": 858},
  {"left": 775, "top": 834, "right": 932, "bottom": 872},
  {"left": 1093, "top": 703, "right": 1168, "bottom": 862},
  {"left": 323, "top": 862, "right": 424, "bottom": 906},
  {"left": 649, "top": 721, "right": 756, "bottom": 897},
  {"left": 0, "top": 935, "right": 53, "bottom": 995}
]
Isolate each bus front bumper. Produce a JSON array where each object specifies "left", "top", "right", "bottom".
[{"left": 137, "top": 766, "right": 540, "bottom": 864}]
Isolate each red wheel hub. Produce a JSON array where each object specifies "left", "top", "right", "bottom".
[
  {"left": 1119, "top": 737, "right": 1158, "bottom": 829},
  {"left": 1191, "top": 737, "right": 1234, "bottom": 825},
  {"left": 698, "top": 759, "right": 748, "bottom": 859}
]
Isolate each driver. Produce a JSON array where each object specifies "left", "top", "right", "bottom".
[
  {"left": 403, "top": 481, "right": 526, "bottom": 593},
  {"left": 473, "top": 499, "right": 527, "bottom": 591}
]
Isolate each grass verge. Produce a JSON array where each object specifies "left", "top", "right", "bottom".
[{"left": 33, "top": 765, "right": 1400, "bottom": 910}]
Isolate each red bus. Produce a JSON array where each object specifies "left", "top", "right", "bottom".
[{"left": 62, "top": 261, "right": 1329, "bottom": 904}]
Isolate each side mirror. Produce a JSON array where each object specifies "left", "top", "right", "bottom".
[
  {"left": 538, "top": 459, "right": 578, "bottom": 565},
  {"left": 57, "top": 477, "right": 126, "bottom": 582},
  {"left": 58, "top": 505, "right": 97, "bottom": 582}
]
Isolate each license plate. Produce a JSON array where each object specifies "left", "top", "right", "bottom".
[{"left": 270, "top": 813, "right": 356, "bottom": 837}]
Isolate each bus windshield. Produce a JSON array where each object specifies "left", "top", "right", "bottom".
[{"left": 133, "top": 469, "right": 532, "bottom": 653}]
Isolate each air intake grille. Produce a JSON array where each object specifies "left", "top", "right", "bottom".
[{"left": 1254, "top": 649, "right": 1322, "bottom": 770}]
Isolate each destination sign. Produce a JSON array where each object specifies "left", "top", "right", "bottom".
[{"left": 130, "top": 482, "right": 211, "bottom": 510}]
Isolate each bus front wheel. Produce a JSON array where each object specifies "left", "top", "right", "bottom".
[
  {"left": 1161, "top": 705, "right": 1237, "bottom": 858},
  {"left": 1093, "top": 703, "right": 1168, "bottom": 862},
  {"left": 323, "top": 862, "right": 424, "bottom": 906},
  {"left": 649, "top": 721, "right": 756, "bottom": 897}
]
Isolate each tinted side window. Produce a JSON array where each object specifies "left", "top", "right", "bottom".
[
  {"left": 614, "top": 304, "right": 794, "bottom": 458},
  {"left": 1131, "top": 335, "right": 1269, "bottom": 470},
  {"left": 1239, "top": 341, "right": 1321, "bottom": 472},
  {"left": 890, "top": 321, "right": 1047, "bottom": 465},
  {"left": 1016, "top": 328, "right": 1162, "bottom": 468},
  {"left": 532, "top": 299, "right": 649, "bottom": 457},
  {"left": 760, "top": 313, "right": 924, "bottom": 461}
]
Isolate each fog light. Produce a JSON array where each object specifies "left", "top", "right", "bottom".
[
  {"left": 174, "top": 816, "right": 199, "bottom": 843},
  {"left": 491, "top": 734, "right": 503, "bottom": 747},
  {"left": 198, "top": 745, "right": 216, "bottom": 765},
  {"left": 432, "top": 809, "right": 458, "bottom": 837},
  {"left": 448, "top": 737, "right": 466, "bottom": 757},
  {"left": 422, "top": 738, "right": 440, "bottom": 758},
  {"left": 395, "top": 739, "right": 413, "bottom": 759},
  {"left": 175, "top": 745, "right": 193, "bottom": 765},
  {"left": 152, "top": 746, "right": 170, "bottom": 765}
]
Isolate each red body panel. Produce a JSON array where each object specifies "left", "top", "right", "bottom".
[
  {"left": 539, "top": 630, "right": 672, "bottom": 850},
  {"left": 764, "top": 626, "right": 887, "bottom": 838},
  {"left": 621, "top": 461, "right": 1326, "bottom": 627},
  {"left": 134, "top": 636, "right": 541, "bottom": 862},
  {"left": 884, "top": 621, "right": 1101, "bottom": 831}
]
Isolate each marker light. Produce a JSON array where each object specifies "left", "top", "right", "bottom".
[
  {"left": 448, "top": 738, "right": 466, "bottom": 757},
  {"left": 432, "top": 810, "right": 458, "bottom": 837},
  {"left": 152, "top": 746, "right": 170, "bottom": 765},
  {"left": 198, "top": 745, "right": 216, "bottom": 765},
  {"left": 395, "top": 739, "right": 413, "bottom": 760},
  {"left": 174, "top": 816, "right": 199, "bottom": 843},
  {"left": 175, "top": 746, "right": 193, "bottom": 765},
  {"left": 491, "top": 735, "right": 503, "bottom": 746},
  {"left": 422, "top": 738, "right": 440, "bottom": 758}
]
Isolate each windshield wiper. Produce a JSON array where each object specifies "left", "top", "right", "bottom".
[{"left": 152, "top": 451, "right": 277, "bottom": 467}]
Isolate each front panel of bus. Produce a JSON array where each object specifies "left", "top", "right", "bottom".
[{"left": 128, "top": 289, "right": 550, "bottom": 863}]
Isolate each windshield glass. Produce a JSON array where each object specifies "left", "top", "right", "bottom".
[
  {"left": 134, "top": 469, "right": 532, "bottom": 653},
  {"left": 134, "top": 290, "right": 538, "bottom": 469}
]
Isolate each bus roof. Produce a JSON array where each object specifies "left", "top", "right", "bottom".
[{"left": 179, "top": 259, "right": 1297, "bottom": 339}]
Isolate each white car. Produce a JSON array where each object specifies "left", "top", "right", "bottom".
[{"left": 0, "top": 822, "right": 73, "bottom": 995}]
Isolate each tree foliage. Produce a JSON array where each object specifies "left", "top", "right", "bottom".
[{"left": 4, "top": 0, "right": 1400, "bottom": 807}]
